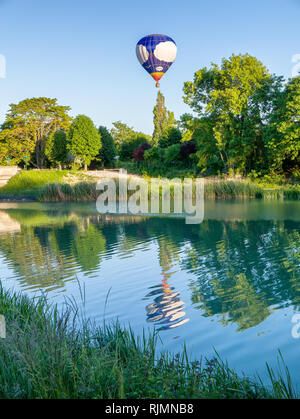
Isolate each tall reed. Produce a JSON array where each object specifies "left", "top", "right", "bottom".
[{"left": 0, "top": 283, "right": 297, "bottom": 399}]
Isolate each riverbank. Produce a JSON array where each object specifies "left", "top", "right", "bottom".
[
  {"left": 0, "top": 169, "right": 299, "bottom": 201},
  {"left": 0, "top": 283, "right": 296, "bottom": 399}
]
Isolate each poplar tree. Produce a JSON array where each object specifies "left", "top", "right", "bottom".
[{"left": 152, "top": 91, "right": 175, "bottom": 145}]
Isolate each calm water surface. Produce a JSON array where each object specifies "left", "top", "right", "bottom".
[{"left": 0, "top": 200, "right": 300, "bottom": 386}]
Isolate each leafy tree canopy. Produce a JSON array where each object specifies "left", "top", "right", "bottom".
[
  {"left": 159, "top": 127, "right": 182, "bottom": 148},
  {"left": 182, "top": 54, "right": 291, "bottom": 175},
  {"left": 111, "top": 121, "right": 151, "bottom": 160},
  {"left": 98, "top": 126, "right": 116, "bottom": 167},
  {"left": 0, "top": 97, "right": 71, "bottom": 168},
  {"left": 45, "top": 130, "right": 68, "bottom": 169},
  {"left": 67, "top": 115, "right": 101, "bottom": 170}
]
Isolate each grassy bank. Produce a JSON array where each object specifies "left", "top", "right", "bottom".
[
  {"left": 0, "top": 283, "right": 297, "bottom": 399},
  {"left": 39, "top": 178, "right": 300, "bottom": 201},
  {"left": 0, "top": 170, "right": 69, "bottom": 199},
  {"left": 0, "top": 169, "right": 300, "bottom": 201}
]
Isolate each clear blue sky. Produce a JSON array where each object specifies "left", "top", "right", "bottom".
[{"left": 0, "top": 0, "right": 299, "bottom": 135}]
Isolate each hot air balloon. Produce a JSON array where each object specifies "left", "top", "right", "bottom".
[{"left": 136, "top": 34, "right": 177, "bottom": 88}]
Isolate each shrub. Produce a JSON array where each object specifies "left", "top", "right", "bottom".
[
  {"left": 120, "top": 136, "right": 146, "bottom": 160},
  {"left": 159, "top": 128, "right": 182, "bottom": 148},
  {"left": 180, "top": 141, "right": 197, "bottom": 158},
  {"left": 164, "top": 144, "right": 181, "bottom": 165},
  {"left": 144, "top": 146, "right": 165, "bottom": 162},
  {"left": 133, "top": 143, "right": 151, "bottom": 162}
]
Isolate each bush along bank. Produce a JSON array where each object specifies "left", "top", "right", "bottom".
[{"left": 0, "top": 169, "right": 300, "bottom": 201}]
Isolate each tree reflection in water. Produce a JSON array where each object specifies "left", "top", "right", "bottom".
[{"left": 0, "top": 202, "right": 299, "bottom": 334}]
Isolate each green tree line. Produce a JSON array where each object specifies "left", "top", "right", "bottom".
[{"left": 0, "top": 53, "right": 299, "bottom": 177}]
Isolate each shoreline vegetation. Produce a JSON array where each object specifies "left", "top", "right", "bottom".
[
  {"left": 0, "top": 283, "right": 297, "bottom": 399},
  {"left": 0, "top": 169, "right": 299, "bottom": 202},
  {"left": 1, "top": 55, "right": 299, "bottom": 200}
]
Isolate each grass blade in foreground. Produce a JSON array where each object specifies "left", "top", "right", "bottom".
[{"left": 0, "top": 283, "right": 297, "bottom": 399}]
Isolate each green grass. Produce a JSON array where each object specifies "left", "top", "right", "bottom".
[
  {"left": 0, "top": 170, "right": 68, "bottom": 198},
  {"left": 204, "top": 180, "right": 264, "bottom": 198},
  {"left": 1, "top": 169, "right": 300, "bottom": 201},
  {"left": 37, "top": 179, "right": 270, "bottom": 202},
  {"left": 38, "top": 181, "right": 99, "bottom": 202},
  {"left": 0, "top": 283, "right": 297, "bottom": 399}
]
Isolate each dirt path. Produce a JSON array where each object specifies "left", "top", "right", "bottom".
[{"left": 0, "top": 166, "right": 20, "bottom": 187}]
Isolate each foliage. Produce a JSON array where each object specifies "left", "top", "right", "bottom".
[
  {"left": 0, "top": 170, "right": 68, "bottom": 198},
  {"left": 45, "top": 130, "right": 68, "bottom": 169},
  {"left": 120, "top": 135, "right": 147, "bottom": 160},
  {"left": 133, "top": 142, "right": 151, "bottom": 161},
  {"left": 159, "top": 127, "right": 182, "bottom": 148},
  {"left": 67, "top": 115, "right": 101, "bottom": 170},
  {"left": 111, "top": 121, "right": 137, "bottom": 152},
  {"left": 0, "top": 130, "right": 35, "bottom": 166},
  {"left": 164, "top": 144, "right": 181, "bottom": 165},
  {"left": 111, "top": 121, "right": 152, "bottom": 160},
  {"left": 111, "top": 121, "right": 151, "bottom": 155},
  {"left": 267, "top": 76, "right": 300, "bottom": 173},
  {"left": 183, "top": 54, "right": 286, "bottom": 175},
  {"left": 0, "top": 56, "right": 299, "bottom": 179},
  {"left": 144, "top": 146, "right": 165, "bottom": 163},
  {"left": 180, "top": 141, "right": 197, "bottom": 158},
  {"left": 1, "top": 169, "right": 299, "bottom": 200},
  {"left": 0, "top": 283, "right": 296, "bottom": 399},
  {"left": 153, "top": 91, "right": 176, "bottom": 144},
  {"left": 0, "top": 97, "right": 71, "bottom": 168},
  {"left": 97, "top": 126, "right": 116, "bottom": 167}
]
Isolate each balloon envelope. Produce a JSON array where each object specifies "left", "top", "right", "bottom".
[{"left": 136, "top": 34, "right": 177, "bottom": 86}]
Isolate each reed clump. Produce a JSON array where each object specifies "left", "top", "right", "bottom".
[
  {"left": 39, "top": 179, "right": 267, "bottom": 202},
  {"left": 38, "top": 182, "right": 99, "bottom": 202},
  {"left": 0, "top": 283, "right": 297, "bottom": 399},
  {"left": 0, "top": 170, "right": 68, "bottom": 198}
]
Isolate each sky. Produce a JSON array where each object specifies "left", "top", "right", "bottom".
[{"left": 0, "top": 0, "right": 299, "bottom": 135}]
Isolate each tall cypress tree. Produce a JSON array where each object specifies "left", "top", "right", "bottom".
[
  {"left": 98, "top": 126, "right": 116, "bottom": 167},
  {"left": 152, "top": 91, "right": 175, "bottom": 145}
]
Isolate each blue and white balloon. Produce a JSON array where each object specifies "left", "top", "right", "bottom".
[{"left": 136, "top": 34, "right": 177, "bottom": 87}]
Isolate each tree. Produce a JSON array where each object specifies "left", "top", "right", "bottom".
[
  {"left": 159, "top": 127, "right": 182, "bottom": 148},
  {"left": 120, "top": 135, "right": 150, "bottom": 160},
  {"left": 67, "top": 115, "right": 101, "bottom": 170},
  {"left": 72, "top": 224, "right": 106, "bottom": 273},
  {"left": 144, "top": 146, "right": 165, "bottom": 163},
  {"left": 111, "top": 121, "right": 152, "bottom": 159},
  {"left": 153, "top": 91, "right": 176, "bottom": 144},
  {"left": 0, "top": 97, "right": 71, "bottom": 168},
  {"left": 180, "top": 141, "right": 197, "bottom": 158},
  {"left": 164, "top": 144, "right": 181, "bottom": 165},
  {"left": 190, "top": 116, "right": 221, "bottom": 174},
  {"left": 45, "top": 130, "right": 68, "bottom": 169},
  {"left": 111, "top": 121, "right": 136, "bottom": 152},
  {"left": 0, "top": 126, "right": 35, "bottom": 166},
  {"left": 133, "top": 142, "right": 151, "bottom": 162},
  {"left": 183, "top": 54, "right": 276, "bottom": 174},
  {"left": 98, "top": 126, "right": 116, "bottom": 168},
  {"left": 267, "top": 76, "right": 300, "bottom": 173}
]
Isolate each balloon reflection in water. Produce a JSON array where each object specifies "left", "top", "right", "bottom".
[{"left": 144, "top": 271, "right": 189, "bottom": 331}]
